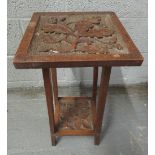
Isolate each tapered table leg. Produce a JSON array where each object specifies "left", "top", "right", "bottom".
[
  {"left": 42, "top": 68, "right": 56, "bottom": 146},
  {"left": 94, "top": 66, "right": 111, "bottom": 145}
]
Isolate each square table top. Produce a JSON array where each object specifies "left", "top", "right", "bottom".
[{"left": 13, "top": 12, "right": 143, "bottom": 68}]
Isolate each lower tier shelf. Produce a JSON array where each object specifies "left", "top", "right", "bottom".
[{"left": 54, "top": 97, "right": 96, "bottom": 135}]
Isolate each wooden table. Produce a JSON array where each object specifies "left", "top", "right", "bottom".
[{"left": 13, "top": 12, "right": 143, "bottom": 146}]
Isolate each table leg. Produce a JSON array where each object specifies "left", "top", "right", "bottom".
[
  {"left": 50, "top": 68, "right": 60, "bottom": 127},
  {"left": 92, "top": 67, "right": 98, "bottom": 130},
  {"left": 92, "top": 66, "right": 98, "bottom": 102},
  {"left": 94, "top": 66, "right": 111, "bottom": 145},
  {"left": 50, "top": 68, "right": 58, "bottom": 102},
  {"left": 42, "top": 68, "right": 56, "bottom": 146}
]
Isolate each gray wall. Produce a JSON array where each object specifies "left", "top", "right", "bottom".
[{"left": 8, "top": 0, "right": 148, "bottom": 88}]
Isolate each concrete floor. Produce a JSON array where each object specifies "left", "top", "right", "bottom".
[{"left": 8, "top": 84, "right": 148, "bottom": 155}]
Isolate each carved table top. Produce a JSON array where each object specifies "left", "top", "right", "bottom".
[{"left": 13, "top": 12, "right": 143, "bottom": 68}]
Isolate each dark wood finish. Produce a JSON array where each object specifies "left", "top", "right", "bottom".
[
  {"left": 42, "top": 68, "right": 56, "bottom": 146},
  {"left": 13, "top": 12, "right": 143, "bottom": 69},
  {"left": 50, "top": 68, "right": 58, "bottom": 108},
  {"left": 92, "top": 67, "right": 98, "bottom": 128},
  {"left": 94, "top": 66, "right": 111, "bottom": 145},
  {"left": 92, "top": 67, "right": 98, "bottom": 101},
  {"left": 91, "top": 100, "right": 97, "bottom": 133},
  {"left": 50, "top": 68, "right": 60, "bottom": 126},
  {"left": 50, "top": 68, "right": 58, "bottom": 100},
  {"left": 54, "top": 130, "right": 95, "bottom": 136},
  {"left": 58, "top": 96, "right": 92, "bottom": 100},
  {"left": 13, "top": 12, "right": 144, "bottom": 146}
]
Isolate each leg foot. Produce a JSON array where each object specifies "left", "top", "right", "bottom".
[
  {"left": 94, "top": 134, "right": 100, "bottom": 145},
  {"left": 51, "top": 136, "right": 57, "bottom": 146}
]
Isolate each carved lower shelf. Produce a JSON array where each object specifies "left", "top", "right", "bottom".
[{"left": 54, "top": 97, "right": 96, "bottom": 135}]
